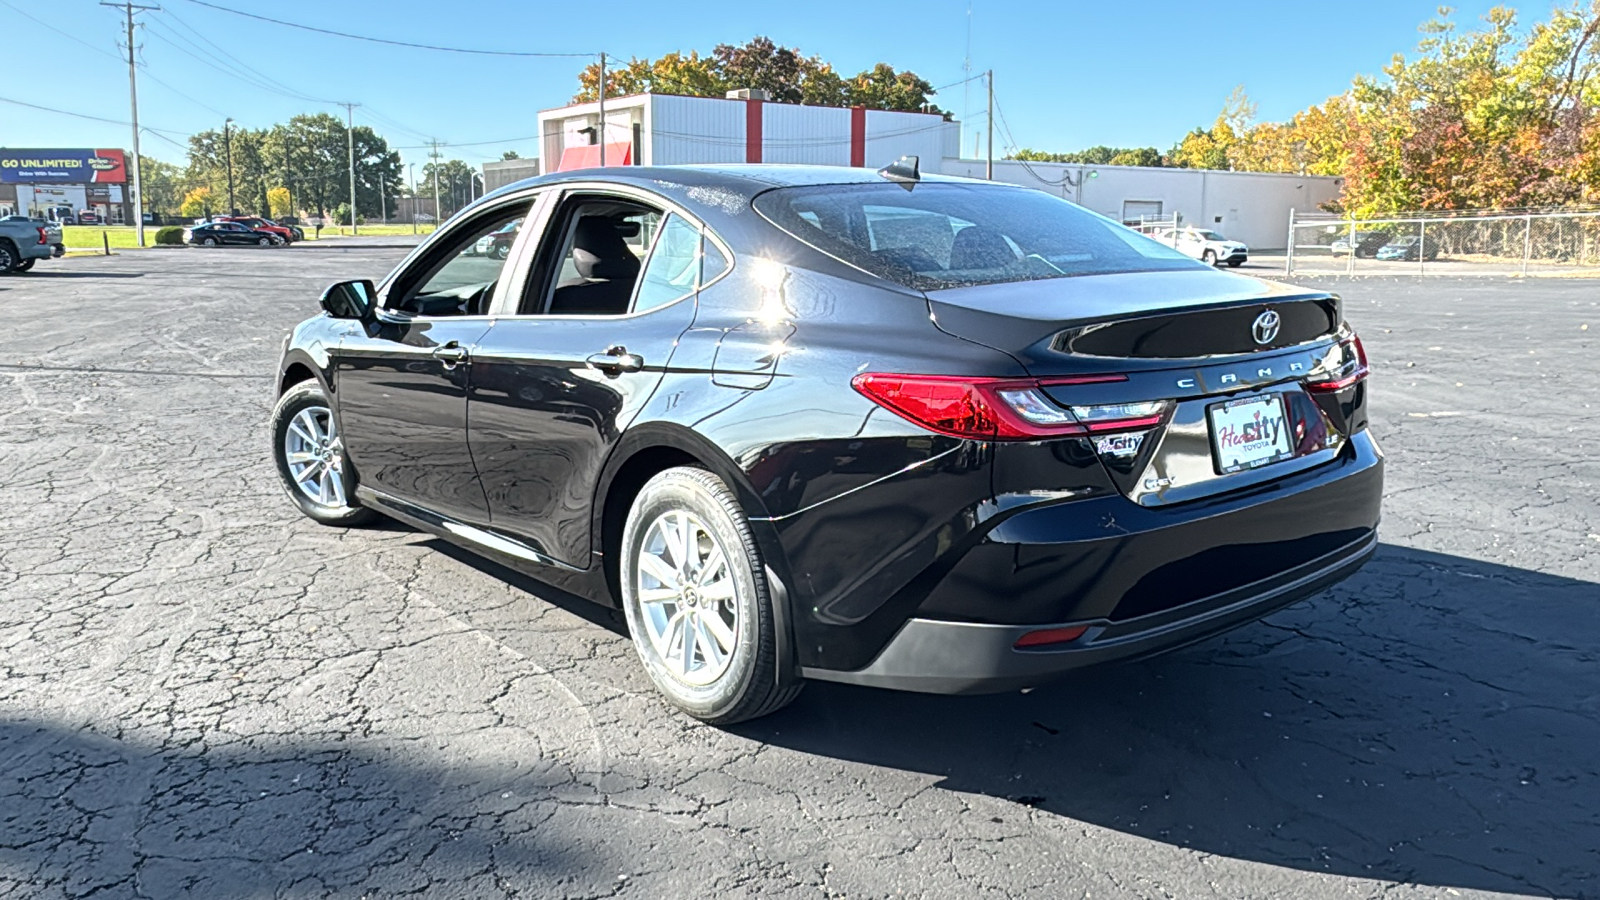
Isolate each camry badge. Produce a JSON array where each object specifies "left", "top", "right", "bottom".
[{"left": 1252, "top": 310, "right": 1281, "bottom": 345}]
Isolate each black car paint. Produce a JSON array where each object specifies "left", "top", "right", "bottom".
[{"left": 278, "top": 165, "right": 1382, "bottom": 692}]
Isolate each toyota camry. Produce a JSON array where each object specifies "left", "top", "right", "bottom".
[{"left": 271, "top": 161, "right": 1381, "bottom": 724}]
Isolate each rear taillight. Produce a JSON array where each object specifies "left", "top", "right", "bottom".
[
  {"left": 36, "top": 227, "right": 48, "bottom": 245},
  {"left": 1305, "top": 333, "right": 1369, "bottom": 393},
  {"left": 851, "top": 373, "right": 1170, "bottom": 440}
]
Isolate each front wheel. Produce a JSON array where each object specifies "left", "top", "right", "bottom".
[
  {"left": 258, "top": 236, "right": 272, "bottom": 246},
  {"left": 1226, "top": 259, "right": 1243, "bottom": 268},
  {"left": 492, "top": 243, "right": 511, "bottom": 260},
  {"left": 1202, "top": 249, "right": 1218, "bottom": 266},
  {"left": 620, "top": 467, "right": 801, "bottom": 724},
  {"left": 270, "top": 380, "right": 376, "bottom": 526},
  {"left": 202, "top": 237, "right": 217, "bottom": 247}
]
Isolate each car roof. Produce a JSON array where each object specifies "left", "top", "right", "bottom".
[{"left": 486, "top": 163, "right": 988, "bottom": 207}]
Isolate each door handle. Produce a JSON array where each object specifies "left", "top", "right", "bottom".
[
  {"left": 586, "top": 345, "right": 644, "bottom": 375},
  {"left": 432, "top": 340, "right": 468, "bottom": 368}
]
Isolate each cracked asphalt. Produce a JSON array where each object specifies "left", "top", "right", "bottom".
[{"left": 1, "top": 245, "right": 1596, "bottom": 899}]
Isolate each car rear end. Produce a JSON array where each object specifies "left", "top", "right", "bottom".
[
  {"left": 754, "top": 179, "right": 1381, "bottom": 693},
  {"left": 17, "top": 220, "right": 66, "bottom": 263}
]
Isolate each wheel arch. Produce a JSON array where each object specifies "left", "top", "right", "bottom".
[
  {"left": 277, "top": 346, "right": 335, "bottom": 398},
  {"left": 595, "top": 420, "right": 800, "bottom": 683}
]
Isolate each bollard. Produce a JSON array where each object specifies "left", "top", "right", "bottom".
[{"left": 103, "top": 232, "right": 110, "bottom": 256}]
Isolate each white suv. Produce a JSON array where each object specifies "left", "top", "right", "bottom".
[{"left": 1155, "top": 227, "right": 1248, "bottom": 267}]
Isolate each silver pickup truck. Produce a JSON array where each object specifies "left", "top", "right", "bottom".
[{"left": 0, "top": 216, "right": 67, "bottom": 273}]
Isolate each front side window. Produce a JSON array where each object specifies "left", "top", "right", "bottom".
[
  {"left": 755, "top": 182, "right": 1203, "bottom": 291},
  {"left": 392, "top": 204, "right": 530, "bottom": 316}
]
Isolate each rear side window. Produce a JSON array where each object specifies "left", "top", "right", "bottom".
[
  {"left": 754, "top": 182, "right": 1202, "bottom": 291},
  {"left": 633, "top": 214, "right": 701, "bottom": 313}
]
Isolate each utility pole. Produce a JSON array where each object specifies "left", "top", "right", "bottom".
[
  {"left": 598, "top": 52, "right": 607, "bottom": 167},
  {"left": 223, "top": 117, "right": 235, "bottom": 214},
  {"left": 339, "top": 103, "right": 359, "bottom": 235},
  {"left": 104, "top": 1, "right": 157, "bottom": 245},
  {"left": 408, "top": 163, "right": 417, "bottom": 234},
  {"left": 986, "top": 69, "right": 994, "bottom": 181},
  {"left": 379, "top": 177, "right": 386, "bottom": 224},
  {"left": 429, "top": 140, "right": 442, "bottom": 225}
]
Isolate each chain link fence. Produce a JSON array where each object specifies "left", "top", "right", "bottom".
[{"left": 1285, "top": 209, "right": 1600, "bottom": 277}]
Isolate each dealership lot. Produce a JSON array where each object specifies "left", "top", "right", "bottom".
[{"left": 1, "top": 247, "right": 1596, "bottom": 899}]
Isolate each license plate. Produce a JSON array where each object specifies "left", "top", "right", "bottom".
[{"left": 1208, "top": 394, "right": 1293, "bottom": 474}]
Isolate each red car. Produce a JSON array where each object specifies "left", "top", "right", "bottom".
[{"left": 217, "top": 216, "right": 294, "bottom": 244}]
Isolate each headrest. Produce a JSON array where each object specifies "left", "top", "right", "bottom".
[
  {"left": 571, "top": 216, "right": 640, "bottom": 281},
  {"left": 948, "top": 226, "right": 1016, "bottom": 270}
]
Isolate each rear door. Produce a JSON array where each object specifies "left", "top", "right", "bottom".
[{"left": 467, "top": 188, "right": 723, "bottom": 567}]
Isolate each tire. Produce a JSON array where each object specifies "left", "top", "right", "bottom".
[
  {"left": 620, "top": 467, "right": 801, "bottom": 724},
  {"left": 0, "top": 242, "right": 16, "bottom": 273},
  {"left": 492, "top": 243, "right": 510, "bottom": 261},
  {"left": 202, "top": 237, "right": 217, "bottom": 247},
  {"left": 258, "top": 236, "right": 272, "bottom": 246},
  {"left": 1202, "top": 249, "right": 1218, "bottom": 266},
  {"left": 1226, "top": 259, "right": 1243, "bottom": 268},
  {"left": 269, "top": 380, "right": 377, "bottom": 527}
]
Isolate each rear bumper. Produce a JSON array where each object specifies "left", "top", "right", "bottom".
[
  {"left": 801, "top": 429, "right": 1383, "bottom": 693},
  {"left": 805, "top": 529, "right": 1376, "bottom": 694}
]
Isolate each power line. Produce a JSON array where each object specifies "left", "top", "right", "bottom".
[
  {"left": 0, "top": 94, "right": 189, "bottom": 136},
  {"left": 173, "top": 0, "right": 595, "bottom": 57},
  {"left": 2, "top": 0, "right": 124, "bottom": 62}
]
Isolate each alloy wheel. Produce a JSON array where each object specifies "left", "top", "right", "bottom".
[
  {"left": 636, "top": 509, "right": 740, "bottom": 687},
  {"left": 282, "top": 405, "right": 348, "bottom": 508}
]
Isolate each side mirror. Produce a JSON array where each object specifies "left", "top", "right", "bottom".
[{"left": 319, "top": 279, "right": 376, "bottom": 320}]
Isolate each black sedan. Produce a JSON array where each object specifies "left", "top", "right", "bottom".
[
  {"left": 271, "top": 163, "right": 1382, "bottom": 723},
  {"left": 186, "top": 221, "right": 280, "bottom": 246}
]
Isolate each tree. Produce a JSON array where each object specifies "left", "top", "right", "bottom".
[
  {"left": 137, "top": 155, "right": 185, "bottom": 219},
  {"left": 179, "top": 186, "right": 215, "bottom": 219},
  {"left": 500, "top": 150, "right": 521, "bottom": 160},
  {"left": 1010, "top": 146, "right": 1167, "bottom": 165},
  {"left": 570, "top": 37, "right": 945, "bottom": 114},
  {"left": 421, "top": 158, "right": 476, "bottom": 218},
  {"left": 267, "top": 186, "right": 292, "bottom": 219}
]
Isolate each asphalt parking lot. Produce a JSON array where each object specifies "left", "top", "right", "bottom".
[{"left": 2, "top": 245, "right": 1596, "bottom": 900}]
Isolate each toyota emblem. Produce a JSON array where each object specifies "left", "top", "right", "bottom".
[{"left": 1252, "top": 310, "right": 1281, "bottom": 345}]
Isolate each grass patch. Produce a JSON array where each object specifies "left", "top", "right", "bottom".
[
  {"left": 61, "top": 225, "right": 146, "bottom": 250},
  {"left": 304, "top": 223, "right": 437, "bottom": 239}
]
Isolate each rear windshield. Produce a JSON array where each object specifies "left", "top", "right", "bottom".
[{"left": 754, "top": 182, "right": 1202, "bottom": 291}]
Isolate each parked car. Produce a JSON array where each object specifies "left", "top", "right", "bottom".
[
  {"left": 218, "top": 215, "right": 296, "bottom": 244},
  {"left": 1375, "top": 235, "right": 1439, "bottom": 261},
  {"left": 1329, "top": 231, "right": 1392, "bottom": 258},
  {"left": 1155, "top": 226, "right": 1249, "bottom": 267},
  {"left": 0, "top": 215, "right": 66, "bottom": 273},
  {"left": 468, "top": 218, "right": 522, "bottom": 259},
  {"left": 186, "top": 221, "right": 281, "bottom": 246},
  {"left": 270, "top": 164, "right": 1381, "bottom": 724},
  {"left": 77, "top": 210, "right": 100, "bottom": 225}
]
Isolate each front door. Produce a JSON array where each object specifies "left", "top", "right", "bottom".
[
  {"left": 469, "top": 199, "right": 716, "bottom": 567},
  {"left": 331, "top": 196, "right": 538, "bottom": 522}
]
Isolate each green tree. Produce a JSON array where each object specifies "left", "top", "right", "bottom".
[
  {"left": 421, "top": 159, "right": 476, "bottom": 218},
  {"left": 179, "top": 186, "right": 215, "bottom": 219},
  {"left": 137, "top": 155, "right": 185, "bottom": 219},
  {"left": 267, "top": 186, "right": 292, "bottom": 219}
]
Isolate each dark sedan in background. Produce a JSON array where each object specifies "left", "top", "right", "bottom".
[
  {"left": 187, "top": 221, "right": 281, "bottom": 246},
  {"left": 271, "top": 163, "right": 1382, "bottom": 723}
]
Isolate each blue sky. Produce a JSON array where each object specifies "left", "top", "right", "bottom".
[{"left": 3, "top": 0, "right": 1538, "bottom": 171}]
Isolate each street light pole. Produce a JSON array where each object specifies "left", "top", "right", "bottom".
[
  {"left": 985, "top": 69, "right": 994, "bottom": 181},
  {"left": 339, "top": 103, "right": 359, "bottom": 235},
  {"left": 223, "top": 117, "right": 235, "bottom": 215},
  {"left": 598, "top": 52, "right": 607, "bottom": 167}
]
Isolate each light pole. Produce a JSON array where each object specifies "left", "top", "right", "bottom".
[
  {"left": 223, "top": 117, "right": 236, "bottom": 215},
  {"left": 408, "top": 163, "right": 417, "bottom": 235}
]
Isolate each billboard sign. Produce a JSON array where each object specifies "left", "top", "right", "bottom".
[{"left": 0, "top": 148, "right": 127, "bottom": 184}]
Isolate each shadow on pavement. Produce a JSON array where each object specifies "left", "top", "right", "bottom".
[
  {"left": 736, "top": 545, "right": 1599, "bottom": 898},
  {"left": 13, "top": 270, "right": 145, "bottom": 279},
  {"left": 0, "top": 719, "right": 606, "bottom": 898}
]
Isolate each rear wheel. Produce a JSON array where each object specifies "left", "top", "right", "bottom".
[
  {"left": 270, "top": 380, "right": 376, "bottom": 526},
  {"left": 620, "top": 467, "right": 801, "bottom": 724},
  {"left": 0, "top": 242, "right": 17, "bottom": 273}
]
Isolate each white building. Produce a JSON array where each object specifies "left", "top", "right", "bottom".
[
  {"left": 538, "top": 90, "right": 959, "bottom": 170},
  {"left": 531, "top": 92, "right": 1342, "bottom": 250}
]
